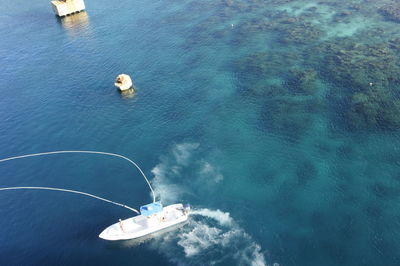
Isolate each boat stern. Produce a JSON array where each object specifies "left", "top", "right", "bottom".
[{"left": 183, "top": 204, "right": 191, "bottom": 215}]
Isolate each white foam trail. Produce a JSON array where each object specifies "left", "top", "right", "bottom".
[
  {"left": 151, "top": 142, "right": 201, "bottom": 203},
  {"left": 191, "top": 208, "right": 233, "bottom": 226},
  {"left": 151, "top": 163, "right": 183, "bottom": 203},
  {"left": 151, "top": 207, "right": 267, "bottom": 265},
  {"left": 149, "top": 143, "right": 268, "bottom": 265},
  {"left": 151, "top": 143, "right": 224, "bottom": 204},
  {"left": 199, "top": 161, "right": 224, "bottom": 183},
  {"left": 187, "top": 209, "right": 266, "bottom": 265},
  {"left": 177, "top": 221, "right": 222, "bottom": 257},
  {"left": 173, "top": 143, "right": 199, "bottom": 166}
]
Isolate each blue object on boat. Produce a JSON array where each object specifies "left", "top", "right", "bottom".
[{"left": 140, "top": 202, "right": 163, "bottom": 216}]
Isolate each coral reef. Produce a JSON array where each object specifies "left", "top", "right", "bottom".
[
  {"left": 278, "top": 21, "right": 323, "bottom": 44},
  {"left": 295, "top": 160, "right": 317, "bottom": 186},
  {"left": 234, "top": 52, "right": 297, "bottom": 96},
  {"left": 348, "top": 88, "right": 400, "bottom": 130},
  {"left": 308, "top": 37, "right": 400, "bottom": 130},
  {"left": 379, "top": 2, "right": 400, "bottom": 22},
  {"left": 262, "top": 96, "right": 323, "bottom": 139},
  {"left": 165, "top": 0, "right": 400, "bottom": 133},
  {"left": 234, "top": 50, "right": 324, "bottom": 139},
  {"left": 286, "top": 68, "right": 317, "bottom": 94},
  {"left": 315, "top": 40, "right": 400, "bottom": 90}
]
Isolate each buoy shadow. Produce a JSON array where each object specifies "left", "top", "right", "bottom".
[{"left": 119, "top": 88, "right": 136, "bottom": 98}]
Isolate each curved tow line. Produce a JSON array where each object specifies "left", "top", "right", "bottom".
[
  {"left": 0, "top": 150, "right": 156, "bottom": 203},
  {"left": 0, "top": 186, "right": 140, "bottom": 214}
]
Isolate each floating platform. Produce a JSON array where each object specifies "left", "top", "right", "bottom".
[
  {"left": 99, "top": 203, "right": 190, "bottom": 241},
  {"left": 51, "top": 0, "right": 85, "bottom": 17}
]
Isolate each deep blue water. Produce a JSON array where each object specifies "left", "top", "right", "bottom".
[{"left": 1, "top": 0, "right": 400, "bottom": 265}]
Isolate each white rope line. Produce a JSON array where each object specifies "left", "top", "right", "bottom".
[
  {"left": 0, "top": 150, "right": 156, "bottom": 202},
  {"left": 0, "top": 186, "right": 139, "bottom": 214}
]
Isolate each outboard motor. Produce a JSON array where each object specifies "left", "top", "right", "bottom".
[{"left": 183, "top": 204, "right": 191, "bottom": 215}]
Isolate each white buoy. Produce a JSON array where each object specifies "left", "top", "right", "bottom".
[{"left": 115, "top": 74, "right": 133, "bottom": 92}]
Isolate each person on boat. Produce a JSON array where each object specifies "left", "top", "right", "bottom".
[{"left": 119, "top": 219, "right": 125, "bottom": 232}]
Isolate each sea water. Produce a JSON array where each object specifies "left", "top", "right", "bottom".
[{"left": 1, "top": 0, "right": 400, "bottom": 265}]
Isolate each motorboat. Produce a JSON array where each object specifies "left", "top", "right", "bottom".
[{"left": 99, "top": 202, "right": 190, "bottom": 241}]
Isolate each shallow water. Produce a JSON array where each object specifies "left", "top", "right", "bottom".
[{"left": 1, "top": 0, "right": 400, "bottom": 265}]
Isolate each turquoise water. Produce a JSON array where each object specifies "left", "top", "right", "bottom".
[{"left": 1, "top": 0, "right": 400, "bottom": 265}]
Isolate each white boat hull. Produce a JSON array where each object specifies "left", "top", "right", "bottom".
[{"left": 99, "top": 204, "right": 189, "bottom": 241}]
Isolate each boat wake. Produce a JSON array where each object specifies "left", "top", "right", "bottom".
[
  {"left": 150, "top": 142, "right": 224, "bottom": 203},
  {"left": 148, "top": 143, "right": 267, "bottom": 265},
  {"left": 190, "top": 208, "right": 233, "bottom": 226},
  {"left": 150, "top": 207, "right": 266, "bottom": 265}
]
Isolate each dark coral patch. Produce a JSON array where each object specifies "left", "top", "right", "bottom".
[
  {"left": 262, "top": 97, "right": 322, "bottom": 139},
  {"left": 295, "top": 160, "right": 317, "bottom": 186},
  {"left": 379, "top": 2, "right": 400, "bottom": 22},
  {"left": 348, "top": 88, "right": 400, "bottom": 130},
  {"left": 286, "top": 68, "right": 318, "bottom": 95},
  {"left": 370, "top": 182, "right": 400, "bottom": 199}
]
